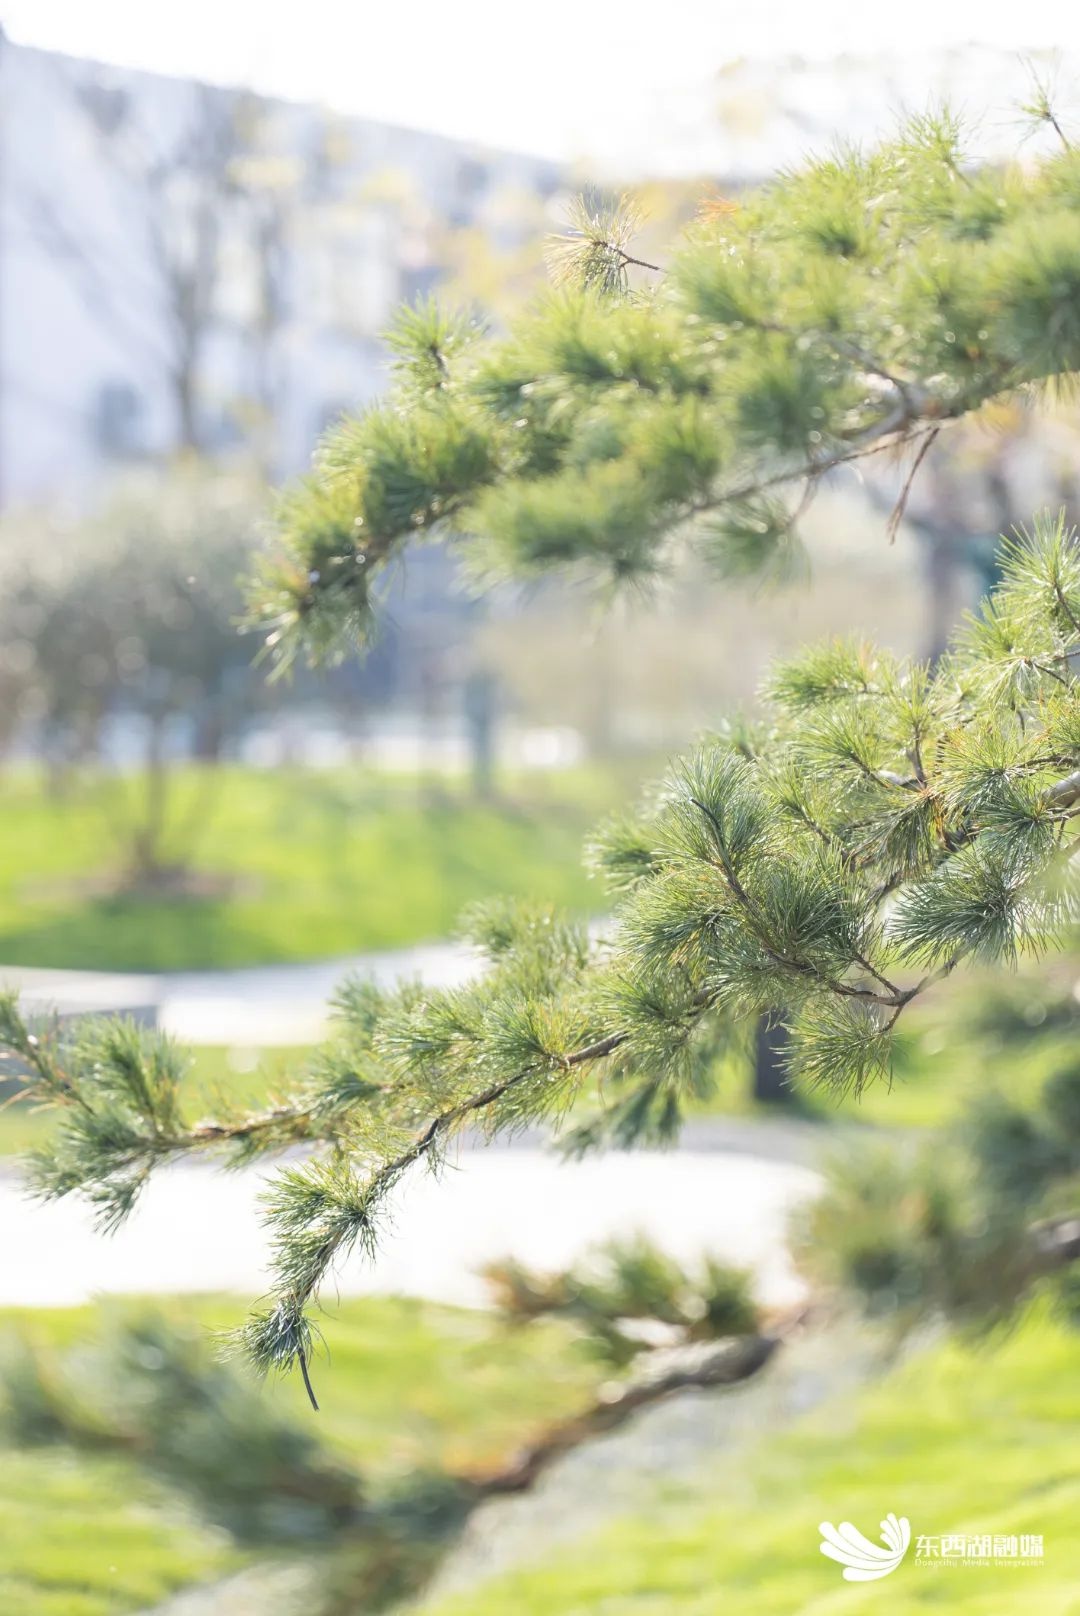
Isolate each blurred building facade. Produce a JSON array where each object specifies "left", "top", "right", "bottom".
[
  {"left": 3, "top": 36, "right": 1071, "bottom": 769},
  {"left": 0, "top": 36, "right": 560, "bottom": 506}
]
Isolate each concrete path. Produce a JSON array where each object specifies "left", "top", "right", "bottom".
[
  {"left": 0, "top": 1143, "right": 819, "bottom": 1311},
  {"left": 0, "top": 942, "right": 854, "bottom": 1321},
  {"left": 0, "top": 939, "right": 477, "bottom": 1045}
]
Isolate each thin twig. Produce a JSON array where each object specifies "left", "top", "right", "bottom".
[
  {"left": 1048, "top": 112, "right": 1071, "bottom": 150},
  {"left": 297, "top": 1346, "right": 320, "bottom": 1412},
  {"left": 887, "top": 427, "right": 940, "bottom": 544},
  {"left": 1053, "top": 578, "right": 1080, "bottom": 638},
  {"left": 698, "top": 417, "right": 950, "bottom": 524},
  {"left": 614, "top": 246, "right": 663, "bottom": 274}
]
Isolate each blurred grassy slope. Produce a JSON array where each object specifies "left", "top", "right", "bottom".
[
  {"left": 0, "top": 1293, "right": 602, "bottom": 1616},
  {"left": 0, "top": 762, "right": 642, "bottom": 971},
  {"left": 421, "top": 1304, "right": 1080, "bottom": 1616},
  {"left": 0, "top": 1447, "right": 241, "bottom": 1616}
]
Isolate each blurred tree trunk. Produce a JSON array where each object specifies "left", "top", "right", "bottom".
[
  {"left": 920, "top": 531, "right": 964, "bottom": 667},
  {"left": 192, "top": 697, "right": 226, "bottom": 762},
  {"left": 463, "top": 667, "right": 497, "bottom": 800},
  {"left": 172, "top": 363, "right": 201, "bottom": 453},
  {"left": 753, "top": 1013, "right": 792, "bottom": 1105},
  {"left": 130, "top": 715, "right": 170, "bottom": 882}
]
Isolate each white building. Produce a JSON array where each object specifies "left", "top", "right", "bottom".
[{"left": 0, "top": 36, "right": 561, "bottom": 506}]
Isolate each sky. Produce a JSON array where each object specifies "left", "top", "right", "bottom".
[{"left": 4, "top": 0, "right": 1080, "bottom": 160}]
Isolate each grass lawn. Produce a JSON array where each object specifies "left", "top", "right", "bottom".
[
  {"left": 0, "top": 1292, "right": 603, "bottom": 1616},
  {"left": 419, "top": 1302, "right": 1080, "bottom": 1616},
  {"left": 0, "top": 1042, "right": 311, "bottom": 1154},
  {"left": 692, "top": 1023, "right": 1079, "bottom": 1133},
  {"left": 691, "top": 957, "right": 1080, "bottom": 1133},
  {"left": 0, "top": 1447, "right": 241, "bottom": 1616},
  {"left": 0, "top": 762, "right": 642, "bottom": 972}
]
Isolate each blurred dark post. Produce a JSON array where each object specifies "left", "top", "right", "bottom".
[
  {"left": 463, "top": 666, "right": 498, "bottom": 800},
  {"left": 417, "top": 649, "right": 443, "bottom": 794},
  {"left": 753, "top": 1012, "right": 792, "bottom": 1105}
]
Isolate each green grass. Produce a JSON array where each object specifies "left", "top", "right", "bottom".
[
  {"left": 691, "top": 960, "right": 1080, "bottom": 1134},
  {"left": 0, "top": 762, "right": 641, "bottom": 972},
  {"left": 0, "top": 1448, "right": 241, "bottom": 1616},
  {"left": 0, "top": 1293, "right": 603, "bottom": 1616},
  {"left": 0, "top": 1042, "right": 311, "bottom": 1154},
  {"left": 419, "top": 1303, "right": 1080, "bottom": 1616},
  {"left": 696, "top": 1029, "right": 1074, "bottom": 1133}
]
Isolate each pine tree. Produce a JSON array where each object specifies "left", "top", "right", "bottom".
[{"left": 7, "top": 98, "right": 1080, "bottom": 1401}]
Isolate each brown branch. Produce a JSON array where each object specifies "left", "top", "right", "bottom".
[
  {"left": 1044, "top": 767, "right": 1080, "bottom": 811},
  {"left": 0, "top": 1010, "right": 95, "bottom": 1118},
  {"left": 374, "top": 1029, "right": 629, "bottom": 1185},
  {"left": 753, "top": 319, "right": 916, "bottom": 397},
  {"left": 1052, "top": 578, "right": 1080, "bottom": 639},
  {"left": 475, "top": 1334, "right": 778, "bottom": 1496},
  {"left": 699, "top": 416, "right": 951, "bottom": 524},
  {"left": 185, "top": 1101, "right": 321, "bottom": 1145},
  {"left": 852, "top": 950, "right": 901, "bottom": 998},
  {"left": 614, "top": 246, "right": 663, "bottom": 274},
  {"left": 851, "top": 760, "right": 921, "bottom": 793},
  {"left": 1032, "top": 1213, "right": 1080, "bottom": 1267},
  {"left": 1044, "top": 111, "right": 1072, "bottom": 152},
  {"left": 1032, "top": 659, "right": 1072, "bottom": 690}
]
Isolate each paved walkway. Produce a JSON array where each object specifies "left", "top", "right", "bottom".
[
  {"left": 0, "top": 943, "right": 843, "bottom": 1318},
  {"left": 0, "top": 939, "right": 477, "bottom": 1045},
  {"left": 0, "top": 1143, "right": 819, "bottom": 1310}
]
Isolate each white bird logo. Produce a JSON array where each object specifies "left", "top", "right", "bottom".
[{"left": 819, "top": 1513, "right": 911, "bottom": 1581}]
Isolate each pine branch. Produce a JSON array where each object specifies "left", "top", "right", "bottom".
[
  {"left": 476, "top": 1334, "right": 778, "bottom": 1495},
  {"left": 686, "top": 794, "right": 901, "bottom": 1006},
  {"left": 247, "top": 117, "right": 1080, "bottom": 647},
  {"left": 692, "top": 416, "right": 956, "bottom": 537},
  {"left": 1044, "top": 768, "right": 1080, "bottom": 810},
  {"left": 20, "top": 512, "right": 1080, "bottom": 1395}
]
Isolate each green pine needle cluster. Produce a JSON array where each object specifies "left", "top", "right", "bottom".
[
  {"left": 484, "top": 1236, "right": 759, "bottom": 1365},
  {"left": 249, "top": 108, "right": 1080, "bottom": 669}
]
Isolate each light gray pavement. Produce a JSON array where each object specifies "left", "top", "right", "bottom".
[
  {"left": 0, "top": 1144, "right": 820, "bottom": 1310},
  {"left": 0, "top": 939, "right": 478, "bottom": 1045},
  {"left": 0, "top": 942, "right": 852, "bottom": 1316}
]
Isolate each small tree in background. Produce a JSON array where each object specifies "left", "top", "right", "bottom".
[
  {"left": 8, "top": 97, "right": 1080, "bottom": 1405},
  {"left": 0, "top": 467, "right": 266, "bottom": 885},
  {"left": 27, "top": 69, "right": 291, "bottom": 459}
]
